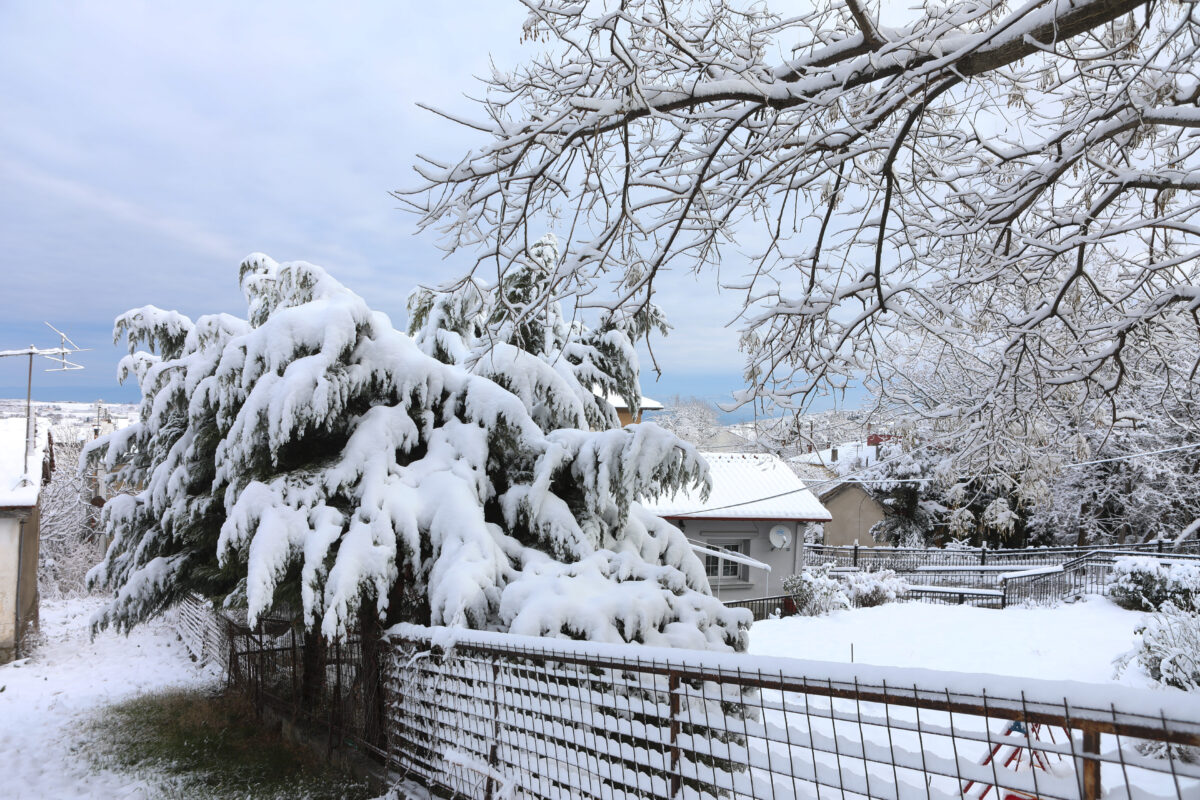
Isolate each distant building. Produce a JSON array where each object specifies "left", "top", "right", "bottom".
[
  {"left": 789, "top": 459, "right": 887, "bottom": 548},
  {"left": 605, "top": 393, "right": 664, "bottom": 426},
  {"left": 643, "top": 452, "right": 831, "bottom": 601},
  {"left": 0, "top": 417, "right": 52, "bottom": 663}
]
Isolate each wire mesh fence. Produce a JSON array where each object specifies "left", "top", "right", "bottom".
[
  {"left": 384, "top": 624, "right": 1200, "bottom": 800},
  {"left": 175, "top": 593, "right": 230, "bottom": 669}
]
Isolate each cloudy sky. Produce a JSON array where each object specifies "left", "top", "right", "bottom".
[{"left": 0, "top": 1, "right": 832, "bottom": 419}]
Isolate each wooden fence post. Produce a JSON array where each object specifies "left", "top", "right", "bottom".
[
  {"left": 669, "top": 670, "right": 681, "bottom": 799},
  {"left": 1081, "top": 725, "right": 1101, "bottom": 800}
]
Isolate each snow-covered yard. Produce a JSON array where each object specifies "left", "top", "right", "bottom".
[
  {"left": 0, "top": 597, "right": 217, "bottom": 799},
  {"left": 747, "top": 596, "right": 1153, "bottom": 687}
]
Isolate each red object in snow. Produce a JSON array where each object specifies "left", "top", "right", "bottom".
[{"left": 962, "top": 720, "right": 1066, "bottom": 800}]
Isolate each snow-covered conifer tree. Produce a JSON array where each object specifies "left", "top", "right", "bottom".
[
  {"left": 86, "top": 254, "right": 747, "bottom": 655},
  {"left": 407, "top": 233, "right": 667, "bottom": 432}
]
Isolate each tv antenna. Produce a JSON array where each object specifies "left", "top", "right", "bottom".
[{"left": 0, "top": 323, "right": 89, "bottom": 484}]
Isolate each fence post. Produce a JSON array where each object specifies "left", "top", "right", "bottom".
[
  {"left": 853, "top": 544, "right": 859, "bottom": 568},
  {"left": 980, "top": 545, "right": 987, "bottom": 566},
  {"left": 1081, "top": 724, "right": 1101, "bottom": 800},
  {"left": 485, "top": 658, "right": 502, "bottom": 800},
  {"left": 669, "top": 670, "right": 681, "bottom": 799},
  {"left": 1158, "top": 539, "right": 1164, "bottom": 554}
]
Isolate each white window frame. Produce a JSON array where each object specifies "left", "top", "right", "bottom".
[{"left": 704, "top": 539, "right": 751, "bottom": 582}]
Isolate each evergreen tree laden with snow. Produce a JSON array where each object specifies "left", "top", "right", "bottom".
[
  {"left": 86, "top": 253, "right": 747, "bottom": 655},
  {"left": 407, "top": 233, "right": 668, "bottom": 432}
]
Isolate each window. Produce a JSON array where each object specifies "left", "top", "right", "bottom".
[{"left": 704, "top": 541, "right": 748, "bottom": 581}]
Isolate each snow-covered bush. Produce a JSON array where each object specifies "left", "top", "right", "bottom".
[
  {"left": 85, "top": 253, "right": 749, "bottom": 654},
  {"left": 1110, "top": 557, "right": 1200, "bottom": 613},
  {"left": 1116, "top": 604, "right": 1200, "bottom": 692},
  {"left": 782, "top": 564, "right": 849, "bottom": 616},
  {"left": 839, "top": 569, "right": 909, "bottom": 608}
]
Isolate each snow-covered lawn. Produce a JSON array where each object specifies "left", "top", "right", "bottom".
[
  {"left": 747, "top": 596, "right": 1151, "bottom": 686},
  {"left": 0, "top": 597, "right": 217, "bottom": 799}
]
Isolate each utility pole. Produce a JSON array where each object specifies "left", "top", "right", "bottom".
[{"left": 0, "top": 324, "right": 86, "bottom": 483}]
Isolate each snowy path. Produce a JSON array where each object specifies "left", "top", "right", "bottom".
[{"left": 0, "top": 597, "right": 218, "bottom": 799}]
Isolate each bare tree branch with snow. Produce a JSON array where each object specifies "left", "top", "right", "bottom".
[{"left": 404, "top": 0, "right": 1200, "bottom": 459}]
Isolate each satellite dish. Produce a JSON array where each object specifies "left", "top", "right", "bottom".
[{"left": 768, "top": 525, "right": 791, "bottom": 550}]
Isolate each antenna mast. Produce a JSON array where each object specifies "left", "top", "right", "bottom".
[{"left": 0, "top": 323, "right": 88, "bottom": 483}]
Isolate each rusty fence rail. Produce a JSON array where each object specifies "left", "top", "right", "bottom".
[{"left": 384, "top": 624, "right": 1200, "bottom": 800}]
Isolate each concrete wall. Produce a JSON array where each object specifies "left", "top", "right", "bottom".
[
  {"left": 821, "top": 485, "right": 884, "bottom": 547},
  {"left": 674, "top": 518, "right": 806, "bottom": 603},
  {"left": 0, "top": 508, "right": 39, "bottom": 664}
]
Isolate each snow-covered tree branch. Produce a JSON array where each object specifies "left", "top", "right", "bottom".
[
  {"left": 86, "top": 254, "right": 748, "bottom": 653},
  {"left": 405, "top": 0, "right": 1200, "bottom": 455}
]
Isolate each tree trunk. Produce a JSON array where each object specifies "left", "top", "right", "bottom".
[
  {"left": 358, "top": 598, "right": 386, "bottom": 751},
  {"left": 300, "top": 629, "right": 326, "bottom": 710}
]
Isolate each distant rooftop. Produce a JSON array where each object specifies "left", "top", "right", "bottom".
[
  {"left": 643, "top": 452, "right": 830, "bottom": 521},
  {"left": 604, "top": 393, "right": 663, "bottom": 412}
]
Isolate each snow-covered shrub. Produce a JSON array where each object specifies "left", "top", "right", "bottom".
[
  {"left": 1110, "top": 557, "right": 1199, "bottom": 613},
  {"left": 1116, "top": 604, "right": 1200, "bottom": 692},
  {"left": 839, "top": 569, "right": 909, "bottom": 608},
  {"left": 782, "top": 564, "right": 849, "bottom": 616},
  {"left": 85, "top": 253, "right": 749, "bottom": 655}
]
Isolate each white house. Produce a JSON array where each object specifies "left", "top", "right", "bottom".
[
  {"left": 0, "top": 416, "right": 50, "bottom": 663},
  {"left": 643, "top": 452, "right": 831, "bottom": 601}
]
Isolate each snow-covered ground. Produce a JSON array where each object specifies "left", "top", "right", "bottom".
[
  {"left": 0, "top": 597, "right": 217, "bottom": 799},
  {"left": 748, "top": 596, "right": 1152, "bottom": 686}
]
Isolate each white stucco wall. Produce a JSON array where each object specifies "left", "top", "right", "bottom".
[
  {"left": 675, "top": 518, "right": 805, "bottom": 603},
  {"left": 0, "top": 517, "right": 21, "bottom": 660}
]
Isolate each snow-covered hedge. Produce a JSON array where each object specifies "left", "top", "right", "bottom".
[
  {"left": 782, "top": 564, "right": 849, "bottom": 616},
  {"left": 839, "top": 569, "right": 910, "bottom": 608},
  {"left": 1109, "top": 557, "right": 1200, "bottom": 613}
]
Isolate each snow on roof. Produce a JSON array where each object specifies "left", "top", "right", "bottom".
[
  {"left": 0, "top": 416, "right": 48, "bottom": 508},
  {"left": 604, "top": 392, "right": 663, "bottom": 411},
  {"left": 644, "top": 452, "right": 831, "bottom": 521},
  {"left": 790, "top": 440, "right": 877, "bottom": 468}
]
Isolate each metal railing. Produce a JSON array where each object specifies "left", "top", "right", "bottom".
[
  {"left": 1000, "top": 549, "right": 1200, "bottom": 607},
  {"left": 806, "top": 540, "right": 1200, "bottom": 572},
  {"left": 725, "top": 585, "right": 1004, "bottom": 621},
  {"left": 384, "top": 624, "right": 1200, "bottom": 800},
  {"left": 224, "top": 615, "right": 387, "bottom": 760}
]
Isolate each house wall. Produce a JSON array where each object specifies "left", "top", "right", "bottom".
[
  {"left": 675, "top": 518, "right": 806, "bottom": 603},
  {"left": 0, "top": 507, "right": 39, "bottom": 664},
  {"left": 821, "top": 486, "right": 884, "bottom": 547}
]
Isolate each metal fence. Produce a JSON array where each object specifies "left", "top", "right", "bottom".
[
  {"left": 224, "top": 615, "right": 387, "bottom": 760},
  {"left": 725, "top": 586, "right": 1004, "bottom": 622},
  {"left": 1000, "top": 549, "right": 1200, "bottom": 607},
  {"left": 384, "top": 624, "right": 1200, "bottom": 800},
  {"left": 175, "top": 593, "right": 231, "bottom": 669},
  {"left": 805, "top": 540, "right": 1200, "bottom": 572}
]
